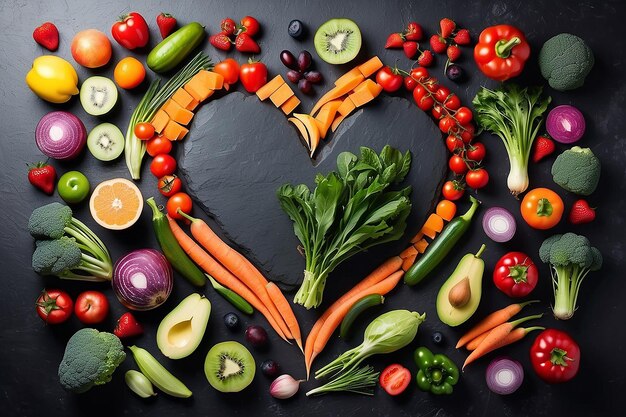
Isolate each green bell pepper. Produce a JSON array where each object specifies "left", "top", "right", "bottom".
[{"left": 414, "top": 347, "right": 459, "bottom": 395}]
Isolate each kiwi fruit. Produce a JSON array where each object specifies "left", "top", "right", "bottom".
[
  {"left": 87, "top": 123, "right": 124, "bottom": 161},
  {"left": 204, "top": 341, "right": 255, "bottom": 393},
  {"left": 314, "top": 18, "right": 362, "bottom": 64},
  {"left": 80, "top": 76, "right": 118, "bottom": 116}
]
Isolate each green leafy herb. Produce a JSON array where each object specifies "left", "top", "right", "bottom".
[{"left": 306, "top": 365, "right": 379, "bottom": 396}]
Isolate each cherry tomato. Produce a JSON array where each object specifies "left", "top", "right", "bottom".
[
  {"left": 410, "top": 67, "right": 429, "bottom": 81},
  {"left": 379, "top": 364, "right": 411, "bottom": 396},
  {"left": 418, "top": 95, "right": 434, "bottom": 111},
  {"left": 520, "top": 188, "right": 564, "bottom": 229},
  {"left": 134, "top": 122, "right": 155, "bottom": 140},
  {"left": 446, "top": 135, "right": 464, "bottom": 153},
  {"left": 158, "top": 175, "right": 182, "bottom": 197},
  {"left": 240, "top": 16, "right": 260, "bottom": 37},
  {"left": 442, "top": 180, "right": 465, "bottom": 201},
  {"left": 466, "top": 142, "right": 486, "bottom": 162},
  {"left": 240, "top": 59, "right": 268, "bottom": 93},
  {"left": 167, "top": 192, "right": 193, "bottom": 220},
  {"left": 444, "top": 94, "right": 461, "bottom": 111},
  {"left": 460, "top": 123, "right": 475, "bottom": 143},
  {"left": 150, "top": 154, "right": 177, "bottom": 177},
  {"left": 404, "top": 75, "right": 417, "bottom": 91},
  {"left": 214, "top": 58, "right": 240, "bottom": 86},
  {"left": 425, "top": 78, "right": 439, "bottom": 93},
  {"left": 75, "top": 290, "right": 109, "bottom": 324},
  {"left": 465, "top": 168, "right": 490, "bottom": 189},
  {"left": 439, "top": 116, "right": 457, "bottom": 133},
  {"left": 435, "top": 86, "right": 450, "bottom": 102},
  {"left": 449, "top": 154, "right": 468, "bottom": 175},
  {"left": 146, "top": 135, "right": 172, "bottom": 157},
  {"left": 376, "top": 66, "right": 403, "bottom": 92},
  {"left": 412, "top": 85, "right": 427, "bottom": 103},
  {"left": 454, "top": 107, "right": 473, "bottom": 125},
  {"left": 36, "top": 289, "right": 73, "bottom": 324},
  {"left": 431, "top": 104, "right": 445, "bottom": 120}
]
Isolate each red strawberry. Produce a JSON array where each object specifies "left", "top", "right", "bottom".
[
  {"left": 531, "top": 135, "right": 556, "bottom": 162},
  {"left": 210, "top": 33, "right": 232, "bottom": 51},
  {"left": 113, "top": 312, "right": 143, "bottom": 338},
  {"left": 403, "top": 41, "right": 418, "bottom": 59},
  {"left": 404, "top": 22, "right": 423, "bottom": 41},
  {"left": 220, "top": 17, "right": 237, "bottom": 36},
  {"left": 417, "top": 50, "right": 434, "bottom": 67},
  {"left": 385, "top": 32, "right": 404, "bottom": 49},
  {"left": 454, "top": 29, "right": 471, "bottom": 45},
  {"left": 568, "top": 199, "right": 596, "bottom": 224},
  {"left": 33, "top": 22, "right": 59, "bottom": 51},
  {"left": 430, "top": 34, "right": 447, "bottom": 53},
  {"left": 156, "top": 13, "right": 177, "bottom": 39},
  {"left": 28, "top": 162, "right": 56, "bottom": 195},
  {"left": 447, "top": 44, "right": 461, "bottom": 62},
  {"left": 235, "top": 33, "right": 260, "bottom": 53},
  {"left": 439, "top": 18, "right": 456, "bottom": 38}
]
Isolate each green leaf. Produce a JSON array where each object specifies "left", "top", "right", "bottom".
[
  {"left": 360, "top": 147, "right": 382, "bottom": 172},
  {"left": 337, "top": 152, "right": 357, "bottom": 180}
]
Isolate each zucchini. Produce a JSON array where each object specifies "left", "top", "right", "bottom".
[
  {"left": 206, "top": 274, "right": 254, "bottom": 315},
  {"left": 339, "top": 294, "right": 384, "bottom": 338},
  {"left": 147, "top": 22, "right": 206, "bottom": 73},
  {"left": 129, "top": 346, "right": 192, "bottom": 398}
]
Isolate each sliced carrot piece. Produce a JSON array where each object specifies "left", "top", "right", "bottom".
[
  {"left": 269, "top": 83, "right": 295, "bottom": 107},
  {"left": 348, "top": 80, "right": 382, "bottom": 107},
  {"left": 256, "top": 75, "right": 285, "bottom": 101},
  {"left": 310, "top": 74, "right": 364, "bottom": 115},
  {"left": 185, "top": 97, "right": 200, "bottom": 111},
  {"left": 150, "top": 109, "right": 169, "bottom": 134},
  {"left": 163, "top": 99, "right": 194, "bottom": 126},
  {"left": 334, "top": 67, "right": 363, "bottom": 87},
  {"left": 280, "top": 95, "right": 300, "bottom": 115},
  {"left": 424, "top": 213, "right": 445, "bottom": 233},
  {"left": 410, "top": 231, "right": 424, "bottom": 244},
  {"left": 357, "top": 56, "right": 383, "bottom": 78},
  {"left": 314, "top": 100, "right": 342, "bottom": 139},
  {"left": 288, "top": 117, "right": 309, "bottom": 147},
  {"left": 421, "top": 225, "right": 437, "bottom": 240},
  {"left": 436, "top": 200, "right": 457, "bottom": 221},
  {"left": 163, "top": 119, "right": 186, "bottom": 141},
  {"left": 399, "top": 245, "right": 418, "bottom": 259},
  {"left": 402, "top": 254, "right": 418, "bottom": 271},
  {"left": 414, "top": 239, "right": 429, "bottom": 254},
  {"left": 171, "top": 88, "right": 195, "bottom": 109},
  {"left": 337, "top": 96, "right": 356, "bottom": 116},
  {"left": 293, "top": 113, "right": 320, "bottom": 157}
]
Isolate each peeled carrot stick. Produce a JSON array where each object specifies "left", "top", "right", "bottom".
[
  {"left": 167, "top": 215, "right": 289, "bottom": 341},
  {"left": 266, "top": 282, "right": 303, "bottom": 352},
  {"left": 466, "top": 330, "right": 490, "bottom": 351},
  {"left": 456, "top": 300, "right": 539, "bottom": 349}
]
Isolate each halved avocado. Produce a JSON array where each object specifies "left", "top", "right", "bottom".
[{"left": 157, "top": 293, "right": 211, "bottom": 359}]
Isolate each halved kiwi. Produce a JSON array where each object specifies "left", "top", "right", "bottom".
[
  {"left": 314, "top": 18, "right": 362, "bottom": 64},
  {"left": 204, "top": 341, "right": 255, "bottom": 393},
  {"left": 87, "top": 123, "right": 124, "bottom": 161},
  {"left": 80, "top": 76, "right": 118, "bottom": 116}
]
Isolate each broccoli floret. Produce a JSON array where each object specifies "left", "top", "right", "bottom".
[
  {"left": 32, "top": 237, "right": 82, "bottom": 276},
  {"left": 539, "top": 33, "right": 594, "bottom": 91},
  {"left": 58, "top": 328, "right": 126, "bottom": 393},
  {"left": 28, "top": 202, "right": 73, "bottom": 239},
  {"left": 551, "top": 146, "right": 601, "bottom": 195},
  {"left": 539, "top": 233, "right": 602, "bottom": 320}
]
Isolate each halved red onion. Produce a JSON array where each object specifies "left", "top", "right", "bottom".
[
  {"left": 546, "top": 105, "right": 585, "bottom": 144},
  {"left": 35, "top": 111, "right": 86, "bottom": 160},
  {"left": 482, "top": 207, "right": 516, "bottom": 243},
  {"left": 486, "top": 357, "right": 524, "bottom": 395},
  {"left": 113, "top": 249, "right": 173, "bottom": 311}
]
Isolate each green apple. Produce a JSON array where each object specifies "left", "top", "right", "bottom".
[{"left": 58, "top": 171, "right": 90, "bottom": 204}]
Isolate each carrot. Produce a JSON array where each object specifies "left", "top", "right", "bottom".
[
  {"left": 462, "top": 314, "right": 543, "bottom": 369},
  {"left": 266, "top": 282, "right": 303, "bottom": 352},
  {"left": 410, "top": 231, "right": 424, "bottom": 244},
  {"left": 401, "top": 253, "right": 418, "bottom": 271},
  {"left": 465, "top": 330, "right": 490, "bottom": 351},
  {"left": 455, "top": 300, "right": 538, "bottom": 348},
  {"left": 399, "top": 245, "right": 418, "bottom": 259},
  {"left": 166, "top": 215, "right": 289, "bottom": 341},
  {"left": 436, "top": 200, "right": 457, "bottom": 221}
]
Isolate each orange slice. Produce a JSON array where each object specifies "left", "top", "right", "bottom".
[{"left": 89, "top": 178, "right": 143, "bottom": 230}]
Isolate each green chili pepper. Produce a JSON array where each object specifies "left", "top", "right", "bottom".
[{"left": 414, "top": 347, "right": 459, "bottom": 395}]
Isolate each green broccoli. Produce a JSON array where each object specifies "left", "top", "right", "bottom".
[
  {"left": 58, "top": 328, "right": 126, "bottom": 393},
  {"left": 28, "top": 203, "right": 113, "bottom": 281},
  {"left": 551, "top": 146, "right": 601, "bottom": 195},
  {"left": 539, "top": 233, "right": 602, "bottom": 320},
  {"left": 539, "top": 33, "right": 594, "bottom": 91}
]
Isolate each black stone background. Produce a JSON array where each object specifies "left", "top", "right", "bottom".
[{"left": 0, "top": 0, "right": 624, "bottom": 416}]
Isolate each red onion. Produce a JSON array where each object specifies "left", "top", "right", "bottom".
[
  {"left": 35, "top": 111, "right": 86, "bottom": 160},
  {"left": 482, "top": 207, "right": 516, "bottom": 243},
  {"left": 113, "top": 249, "right": 173, "bottom": 310},
  {"left": 546, "top": 105, "right": 585, "bottom": 144},
  {"left": 486, "top": 357, "right": 524, "bottom": 395}
]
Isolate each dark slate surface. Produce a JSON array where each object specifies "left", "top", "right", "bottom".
[{"left": 0, "top": 0, "right": 625, "bottom": 416}]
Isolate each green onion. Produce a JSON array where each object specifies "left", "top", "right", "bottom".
[{"left": 306, "top": 366, "right": 379, "bottom": 396}]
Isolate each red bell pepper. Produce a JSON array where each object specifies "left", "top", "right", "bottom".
[
  {"left": 111, "top": 12, "right": 149, "bottom": 50},
  {"left": 530, "top": 329, "right": 580, "bottom": 384},
  {"left": 474, "top": 24, "right": 530, "bottom": 81},
  {"left": 493, "top": 252, "right": 538, "bottom": 298}
]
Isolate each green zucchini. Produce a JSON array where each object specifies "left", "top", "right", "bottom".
[
  {"left": 206, "top": 274, "right": 254, "bottom": 315},
  {"left": 404, "top": 196, "right": 480, "bottom": 286},
  {"left": 339, "top": 294, "right": 384, "bottom": 338},
  {"left": 147, "top": 22, "right": 206, "bottom": 73},
  {"left": 129, "top": 346, "right": 192, "bottom": 398}
]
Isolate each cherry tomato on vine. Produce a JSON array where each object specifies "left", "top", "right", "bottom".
[
  {"left": 455, "top": 107, "right": 473, "bottom": 125},
  {"left": 449, "top": 154, "right": 468, "bottom": 175},
  {"left": 404, "top": 75, "right": 417, "bottom": 91},
  {"left": 465, "top": 168, "right": 490, "bottom": 189},
  {"left": 431, "top": 104, "right": 445, "bottom": 120},
  {"left": 410, "top": 67, "right": 429, "bottom": 81},
  {"left": 444, "top": 94, "right": 461, "bottom": 111},
  {"left": 439, "top": 116, "right": 457, "bottom": 133},
  {"left": 466, "top": 142, "right": 486, "bottom": 162},
  {"left": 167, "top": 192, "right": 193, "bottom": 220},
  {"left": 75, "top": 291, "right": 109, "bottom": 324},
  {"left": 150, "top": 154, "right": 177, "bottom": 177},
  {"left": 36, "top": 289, "right": 73, "bottom": 324},
  {"left": 460, "top": 123, "right": 475, "bottom": 143},
  {"left": 446, "top": 135, "right": 464, "bottom": 153},
  {"left": 146, "top": 135, "right": 172, "bottom": 157},
  {"left": 158, "top": 175, "right": 182, "bottom": 197},
  {"left": 376, "top": 66, "right": 404, "bottom": 92},
  {"left": 442, "top": 180, "right": 465, "bottom": 200},
  {"left": 412, "top": 85, "right": 427, "bottom": 103},
  {"left": 240, "top": 16, "right": 260, "bottom": 37},
  {"left": 435, "top": 86, "right": 450, "bottom": 102},
  {"left": 416, "top": 96, "right": 433, "bottom": 111},
  {"left": 425, "top": 78, "right": 439, "bottom": 93},
  {"left": 134, "top": 122, "right": 155, "bottom": 140}
]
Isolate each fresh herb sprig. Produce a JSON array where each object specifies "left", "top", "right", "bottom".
[{"left": 306, "top": 365, "right": 379, "bottom": 396}]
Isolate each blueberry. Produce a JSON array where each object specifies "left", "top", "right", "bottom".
[
  {"left": 288, "top": 20, "right": 304, "bottom": 39},
  {"left": 261, "top": 360, "right": 281, "bottom": 378},
  {"left": 223, "top": 312, "right": 240, "bottom": 330},
  {"left": 445, "top": 64, "right": 465, "bottom": 82},
  {"left": 432, "top": 331, "right": 444, "bottom": 345}
]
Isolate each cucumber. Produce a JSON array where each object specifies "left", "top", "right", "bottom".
[
  {"left": 129, "top": 346, "right": 192, "bottom": 398},
  {"left": 206, "top": 274, "right": 254, "bottom": 315},
  {"left": 339, "top": 294, "right": 384, "bottom": 338},
  {"left": 147, "top": 23, "right": 206, "bottom": 73}
]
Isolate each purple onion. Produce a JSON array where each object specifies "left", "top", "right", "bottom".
[
  {"left": 113, "top": 249, "right": 173, "bottom": 310},
  {"left": 35, "top": 111, "right": 86, "bottom": 160},
  {"left": 486, "top": 357, "right": 524, "bottom": 395},
  {"left": 546, "top": 105, "right": 585, "bottom": 144},
  {"left": 482, "top": 207, "right": 516, "bottom": 243}
]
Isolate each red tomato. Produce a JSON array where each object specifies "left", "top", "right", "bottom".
[
  {"left": 75, "top": 291, "right": 109, "bottom": 324},
  {"left": 530, "top": 329, "right": 580, "bottom": 384},
  {"left": 36, "top": 289, "right": 73, "bottom": 324},
  {"left": 466, "top": 142, "right": 486, "bottom": 162},
  {"left": 150, "top": 154, "right": 177, "bottom": 177},
  {"left": 493, "top": 252, "right": 539, "bottom": 298},
  {"left": 412, "top": 85, "right": 427, "bottom": 103},
  {"left": 455, "top": 107, "right": 473, "bottom": 125},
  {"left": 376, "top": 66, "right": 403, "bottom": 92},
  {"left": 167, "top": 192, "right": 193, "bottom": 220},
  {"left": 240, "top": 59, "right": 268, "bottom": 93},
  {"left": 214, "top": 58, "right": 240, "bottom": 86},
  {"left": 111, "top": 12, "right": 149, "bottom": 50},
  {"left": 446, "top": 135, "right": 464, "bottom": 153},
  {"left": 146, "top": 135, "right": 172, "bottom": 157},
  {"left": 417, "top": 96, "right": 434, "bottom": 111},
  {"left": 134, "top": 122, "right": 155, "bottom": 140},
  {"left": 431, "top": 104, "right": 445, "bottom": 120},
  {"left": 240, "top": 16, "right": 260, "bottom": 37},
  {"left": 158, "top": 175, "right": 182, "bottom": 197},
  {"left": 444, "top": 94, "right": 461, "bottom": 111},
  {"left": 71, "top": 29, "right": 112, "bottom": 68},
  {"left": 379, "top": 364, "right": 411, "bottom": 396},
  {"left": 460, "top": 123, "right": 475, "bottom": 143},
  {"left": 449, "top": 154, "right": 468, "bottom": 175},
  {"left": 425, "top": 79, "right": 439, "bottom": 93},
  {"left": 439, "top": 116, "right": 457, "bottom": 133},
  {"left": 442, "top": 180, "right": 465, "bottom": 201},
  {"left": 404, "top": 75, "right": 417, "bottom": 91},
  {"left": 435, "top": 86, "right": 450, "bottom": 102},
  {"left": 410, "top": 67, "right": 429, "bottom": 81},
  {"left": 465, "top": 168, "right": 489, "bottom": 189}
]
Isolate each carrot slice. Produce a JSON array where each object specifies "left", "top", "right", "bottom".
[{"left": 436, "top": 200, "right": 457, "bottom": 221}]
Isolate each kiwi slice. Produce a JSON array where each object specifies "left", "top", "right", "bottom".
[
  {"left": 80, "top": 76, "right": 118, "bottom": 116},
  {"left": 204, "top": 341, "right": 255, "bottom": 393},
  {"left": 87, "top": 123, "right": 124, "bottom": 161},
  {"left": 314, "top": 18, "right": 362, "bottom": 64}
]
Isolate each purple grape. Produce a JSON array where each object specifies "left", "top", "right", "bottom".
[
  {"left": 297, "top": 50, "right": 312, "bottom": 71},
  {"left": 245, "top": 325, "right": 269, "bottom": 349},
  {"left": 261, "top": 360, "right": 281, "bottom": 378},
  {"left": 304, "top": 71, "right": 323, "bottom": 84},
  {"left": 280, "top": 50, "right": 298, "bottom": 70},
  {"left": 298, "top": 79, "right": 313, "bottom": 95},
  {"left": 286, "top": 70, "right": 302, "bottom": 83}
]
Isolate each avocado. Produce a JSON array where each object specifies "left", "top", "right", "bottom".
[
  {"left": 157, "top": 293, "right": 211, "bottom": 359},
  {"left": 436, "top": 244, "right": 486, "bottom": 327}
]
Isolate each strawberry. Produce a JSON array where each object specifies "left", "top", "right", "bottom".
[
  {"left": 235, "top": 33, "right": 260, "bottom": 53},
  {"left": 33, "top": 22, "right": 59, "bottom": 51},
  {"left": 403, "top": 41, "right": 418, "bottom": 59},
  {"left": 220, "top": 17, "right": 237, "bottom": 36},
  {"left": 439, "top": 18, "right": 456, "bottom": 38},
  {"left": 28, "top": 162, "right": 56, "bottom": 195},
  {"left": 568, "top": 199, "right": 596, "bottom": 224},
  {"left": 531, "top": 135, "right": 556, "bottom": 162},
  {"left": 417, "top": 50, "right": 434, "bottom": 67},
  {"left": 385, "top": 32, "right": 404, "bottom": 49},
  {"left": 454, "top": 29, "right": 471, "bottom": 45},
  {"left": 404, "top": 22, "right": 423, "bottom": 41},
  {"left": 113, "top": 312, "right": 143, "bottom": 338},
  {"left": 210, "top": 33, "right": 232, "bottom": 51},
  {"left": 430, "top": 34, "right": 447, "bottom": 53},
  {"left": 447, "top": 44, "right": 461, "bottom": 62},
  {"left": 156, "top": 13, "right": 177, "bottom": 39}
]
